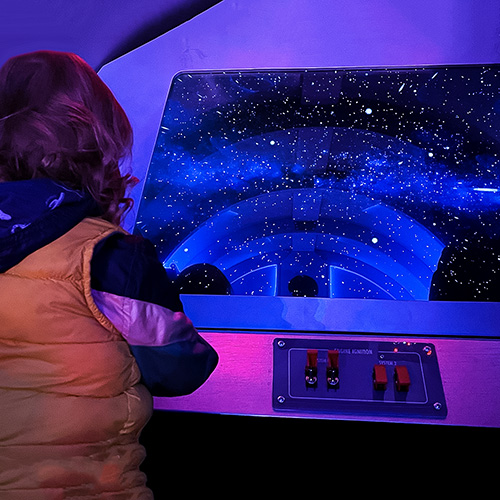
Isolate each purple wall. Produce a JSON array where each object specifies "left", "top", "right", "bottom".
[{"left": 0, "top": 1, "right": 221, "bottom": 71}]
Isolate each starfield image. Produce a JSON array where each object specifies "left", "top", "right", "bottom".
[{"left": 135, "top": 66, "right": 500, "bottom": 301}]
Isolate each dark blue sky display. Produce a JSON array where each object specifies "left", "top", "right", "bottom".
[{"left": 136, "top": 65, "right": 500, "bottom": 299}]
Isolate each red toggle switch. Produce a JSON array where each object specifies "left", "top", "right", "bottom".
[
  {"left": 394, "top": 365, "right": 411, "bottom": 392},
  {"left": 373, "top": 365, "right": 388, "bottom": 390},
  {"left": 327, "top": 350, "right": 339, "bottom": 387},
  {"left": 305, "top": 349, "right": 318, "bottom": 386}
]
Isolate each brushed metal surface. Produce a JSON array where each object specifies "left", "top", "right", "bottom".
[{"left": 154, "top": 331, "right": 500, "bottom": 427}]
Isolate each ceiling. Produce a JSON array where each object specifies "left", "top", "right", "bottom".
[{"left": 0, "top": 0, "right": 221, "bottom": 71}]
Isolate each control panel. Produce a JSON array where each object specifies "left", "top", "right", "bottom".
[{"left": 272, "top": 338, "right": 447, "bottom": 418}]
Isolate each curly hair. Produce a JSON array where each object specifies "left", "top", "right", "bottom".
[{"left": 0, "top": 50, "right": 135, "bottom": 225}]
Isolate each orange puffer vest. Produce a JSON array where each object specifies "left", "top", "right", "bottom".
[{"left": 0, "top": 217, "right": 153, "bottom": 499}]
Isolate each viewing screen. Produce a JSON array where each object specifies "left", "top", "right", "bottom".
[{"left": 135, "top": 66, "right": 500, "bottom": 301}]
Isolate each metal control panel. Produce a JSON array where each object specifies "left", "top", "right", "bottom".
[
  {"left": 272, "top": 338, "right": 447, "bottom": 418},
  {"left": 155, "top": 296, "right": 500, "bottom": 426}
]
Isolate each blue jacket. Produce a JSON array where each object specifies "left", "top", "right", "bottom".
[{"left": 0, "top": 178, "right": 218, "bottom": 397}]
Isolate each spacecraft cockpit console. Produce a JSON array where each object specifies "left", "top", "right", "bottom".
[{"left": 134, "top": 65, "right": 500, "bottom": 426}]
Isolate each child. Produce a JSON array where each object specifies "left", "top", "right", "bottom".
[{"left": 0, "top": 50, "right": 218, "bottom": 499}]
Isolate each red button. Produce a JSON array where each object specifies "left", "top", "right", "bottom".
[
  {"left": 394, "top": 365, "right": 411, "bottom": 391},
  {"left": 327, "top": 350, "right": 339, "bottom": 370},
  {"left": 327, "top": 350, "right": 340, "bottom": 387},
  {"left": 373, "top": 365, "right": 388, "bottom": 390},
  {"left": 305, "top": 350, "right": 318, "bottom": 386},
  {"left": 306, "top": 349, "right": 318, "bottom": 368}
]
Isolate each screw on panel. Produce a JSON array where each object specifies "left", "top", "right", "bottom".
[
  {"left": 277, "top": 340, "right": 286, "bottom": 348},
  {"left": 277, "top": 396, "right": 286, "bottom": 404},
  {"left": 433, "top": 402, "right": 442, "bottom": 411}
]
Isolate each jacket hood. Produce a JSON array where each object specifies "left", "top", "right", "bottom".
[{"left": 0, "top": 178, "right": 100, "bottom": 272}]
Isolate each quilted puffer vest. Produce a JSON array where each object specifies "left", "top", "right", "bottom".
[{"left": 0, "top": 217, "right": 153, "bottom": 499}]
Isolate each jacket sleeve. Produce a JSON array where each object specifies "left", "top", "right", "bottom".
[{"left": 90, "top": 233, "right": 218, "bottom": 397}]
